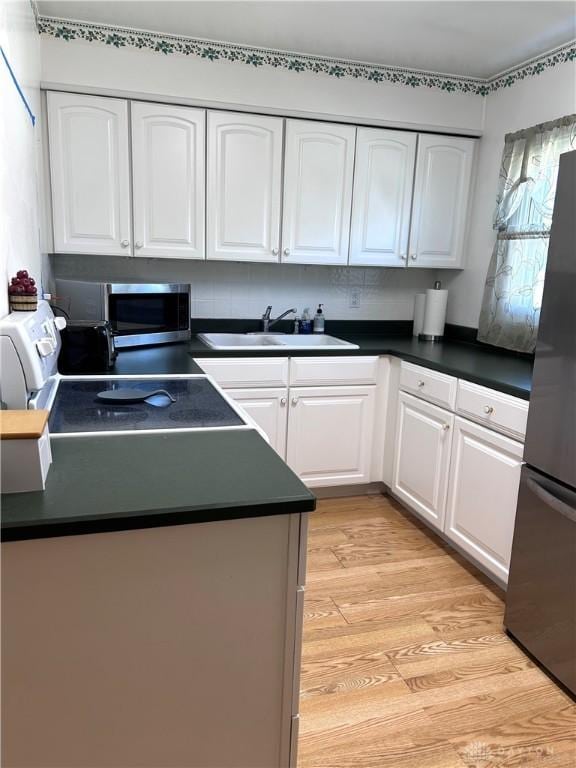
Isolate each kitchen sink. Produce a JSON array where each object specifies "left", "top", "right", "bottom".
[
  {"left": 276, "top": 335, "right": 359, "bottom": 348},
  {"left": 197, "top": 333, "right": 359, "bottom": 351}
]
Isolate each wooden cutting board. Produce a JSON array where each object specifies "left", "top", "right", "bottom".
[{"left": 0, "top": 410, "right": 49, "bottom": 440}]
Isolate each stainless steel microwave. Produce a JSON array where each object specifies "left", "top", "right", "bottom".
[{"left": 54, "top": 281, "right": 191, "bottom": 348}]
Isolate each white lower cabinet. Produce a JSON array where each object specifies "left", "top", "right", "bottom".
[
  {"left": 392, "top": 391, "right": 453, "bottom": 531},
  {"left": 445, "top": 417, "right": 523, "bottom": 583},
  {"left": 286, "top": 386, "right": 376, "bottom": 487},
  {"left": 226, "top": 388, "right": 288, "bottom": 459}
]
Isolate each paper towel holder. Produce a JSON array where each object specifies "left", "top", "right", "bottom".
[
  {"left": 418, "top": 332, "right": 444, "bottom": 342},
  {"left": 418, "top": 281, "right": 445, "bottom": 343}
]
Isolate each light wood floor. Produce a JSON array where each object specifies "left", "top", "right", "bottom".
[{"left": 298, "top": 494, "right": 576, "bottom": 768}]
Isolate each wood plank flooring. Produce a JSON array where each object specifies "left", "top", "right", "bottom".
[{"left": 298, "top": 494, "right": 576, "bottom": 768}]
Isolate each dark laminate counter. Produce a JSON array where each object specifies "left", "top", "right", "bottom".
[
  {"left": 112, "top": 333, "right": 532, "bottom": 400},
  {"left": 2, "top": 430, "right": 315, "bottom": 541},
  {"left": 112, "top": 343, "right": 205, "bottom": 375},
  {"left": 3, "top": 326, "right": 529, "bottom": 541}
]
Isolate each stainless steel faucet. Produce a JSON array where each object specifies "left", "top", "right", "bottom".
[{"left": 261, "top": 305, "right": 297, "bottom": 332}]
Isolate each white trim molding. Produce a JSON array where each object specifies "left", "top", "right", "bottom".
[{"left": 38, "top": 16, "right": 576, "bottom": 98}]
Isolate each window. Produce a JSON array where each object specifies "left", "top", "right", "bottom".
[{"left": 478, "top": 115, "right": 576, "bottom": 353}]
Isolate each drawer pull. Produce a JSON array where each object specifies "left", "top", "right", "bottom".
[
  {"left": 280, "top": 397, "right": 287, "bottom": 406},
  {"left": 291, "top": 397, "right": 298, "bottom": 406},
  {"left": 484, "top": 405, "right": 494, "bottom": 415},
  {"left": 417, "top": 380, "right": 425, "bottom": 388},
  {"left": 442, "top": 423, "right": 450, "bottom": 431}
]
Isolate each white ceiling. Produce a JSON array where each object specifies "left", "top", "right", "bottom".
[{"left": 37, "top": 1, "right": 576, "bottom": 80}]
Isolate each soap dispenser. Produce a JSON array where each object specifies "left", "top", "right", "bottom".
[{"left": 313, "top": 304, "right": 325, "bottom": 334}]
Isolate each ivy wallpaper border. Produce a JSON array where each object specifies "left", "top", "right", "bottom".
[{"left": 37, "top": 15, "right": 576, "bottom": 97}]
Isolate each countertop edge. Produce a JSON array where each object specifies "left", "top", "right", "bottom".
[{"left": 1, "top": 495, "right": 317, "bottom": 542}]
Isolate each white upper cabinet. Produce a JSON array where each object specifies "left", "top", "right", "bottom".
[
  {"left": 349, "top": 129, "right": 417, "bottom": 267},
  {"left": 207, "top": 112, "right": 283, "bottom": 262},
  {"left": 131, "top": 103, "right": 205, "bottom": 259},
  {"left": 282, "top": 120, "right": 356, "bottom": 265},
  {"left": 408, "top": 135, "right": 476, "bottom": 269},
  {"left": 47, "top": 92, "right": 131, "bottom": 255}
]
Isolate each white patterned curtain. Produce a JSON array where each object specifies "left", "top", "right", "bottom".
[{"left": 478, "top": 115, "right": 576, "bottom": 353}]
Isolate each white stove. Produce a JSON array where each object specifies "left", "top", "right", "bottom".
[
  {"left": 0, "top": 302, "right": 259, "bottom": 439},
  {"left": 1, "top": 301, "right": 63, "bottom": 411}
]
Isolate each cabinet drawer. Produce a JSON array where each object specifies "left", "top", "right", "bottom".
[
  {"left": 289, "top": 356, "right": 379, "bottom": 386},
  {"left": 194, "top": 357, "right": 289, "bottom": 387},
  {"left": 399, "top": 361, "right": 457, "bottom": 410},
  {"left": 456, "top": 381, "right": 528, "bottom": 440}
]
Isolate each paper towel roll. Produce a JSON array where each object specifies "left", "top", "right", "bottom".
[
  {"left": 422, "top": 288, "right": 448, "bottom": 339},
  {"left": 413, "top": 294, "right": 426, "bottom": 336}
]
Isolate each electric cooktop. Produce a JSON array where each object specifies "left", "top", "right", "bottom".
[{"left": 49, "top": 377, "right": 246, "bottom": 434}]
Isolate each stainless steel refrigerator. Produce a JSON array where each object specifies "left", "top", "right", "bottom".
[{"left": 505, "top": 149, "right": 576, "bottom": 697}]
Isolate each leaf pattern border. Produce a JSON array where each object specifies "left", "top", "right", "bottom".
[{"left": 37, "top": 15, "right": 576, "bottom": 97}]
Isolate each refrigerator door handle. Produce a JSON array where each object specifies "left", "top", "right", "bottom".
[{"left": 527, "top": 475, "right": 576, "bottom": 523}]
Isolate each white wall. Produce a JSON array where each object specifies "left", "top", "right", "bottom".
[
  {"left": 52, "top": 255, "right": 438, "bottom": 321},
  {"left": 0, "top": 0, "right": 43, "bottom": 318},
  {"left": 43, "top": 32, "right": 474, "bottom": 320},
  {"left": 40, "top": 35, "right": 484, "bottom": 134},
  {"left": 444, "top": 60, "right": 576, "bottom": 327},
  {"left": 39, "top": 31, "right": 575, "bottom": 326}
]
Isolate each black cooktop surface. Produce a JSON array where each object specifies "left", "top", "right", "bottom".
[{"left": 49, "top": 378, "right": 246, "bottom": 433}]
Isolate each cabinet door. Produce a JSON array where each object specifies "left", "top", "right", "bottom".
[
  {"left": 207, "top": 112, "right": 283, "bottom": 262},
  {"left": 446, "top": 417, "right": 523, "bottom": 583},
  {"left": 47, "top": 92, "right": 131, "bottom": 255},
  {"left": 282, "top": 120, "right": 356, "bottom": 265},
  {"left": 392, "top": 391, "right": 453, "bottom": 530},
  {"left": 349, "top": 128, "right": 416, "bottom": 267},
  {"left": 408, "top": 135, "right": 475, "bottom": 269},
  {"left": 131, "top": 103, "right": 205, "bottom": 259},
  {"left": 286, "top": 386, "right": 375, "bottom": 487},
  {"left": 225, "top": 388, "right": 289, "bottom": 459}
]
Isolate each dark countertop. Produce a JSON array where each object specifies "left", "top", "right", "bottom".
[
  {"left": 2, "top": 431, "right": 315, "bottom": 541},
  {"left": 113, "top": 332, "right": 532, "bottom": 400},
  {"left": 2, "top": 325, "right": 529, "bottom": 542},
  {"left": 112, "top": 343, "right": 205, "bottom": 375}
]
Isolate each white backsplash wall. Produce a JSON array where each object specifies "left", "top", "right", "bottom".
[{"left": 51, "top": 255, "right": 439, "bottom": 321}]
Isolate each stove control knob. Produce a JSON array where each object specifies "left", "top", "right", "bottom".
[
  {"left": 36, "top": 338, "right": 55, "bottom": 358},
  {"left": 54, "top": 317, "right": 67, "bottom": 331}
]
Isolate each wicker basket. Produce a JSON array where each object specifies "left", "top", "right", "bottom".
[{"left": 9, "top": 295, "right": 38, "bottom": 312}]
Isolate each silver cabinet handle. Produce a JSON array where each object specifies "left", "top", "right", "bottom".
[
  {"left": 284, "top": 248, "right": 291, "bottom": 257},
  {"left": 400, "top": 253, "right": 407, "bottom": 261},
  {"left": 442, "top": 423, "right": 450, "bottom": 431},
  {"left": 120, "top": 239, "right": 130, "bottom": 248},
  {"left": 291, "top": 397, "right": 298, "bottom": 405},
  {"left": 135, "top": 241, "right": 143, "bottom": 249},
  {"left": 417, "top": 380, "right": 425, "bottom": 388},
  {"left": 280, "top": 397, "right": 287, "bottom": 406},
  {"left": 272, "top": 247, "right": 279, "bottom": 256},
  {"left": 484, "top": 405, "right": 494, "bottom": 414},
  {"left": 411, "top": 253, "right": 417, "bottom": 261}
]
